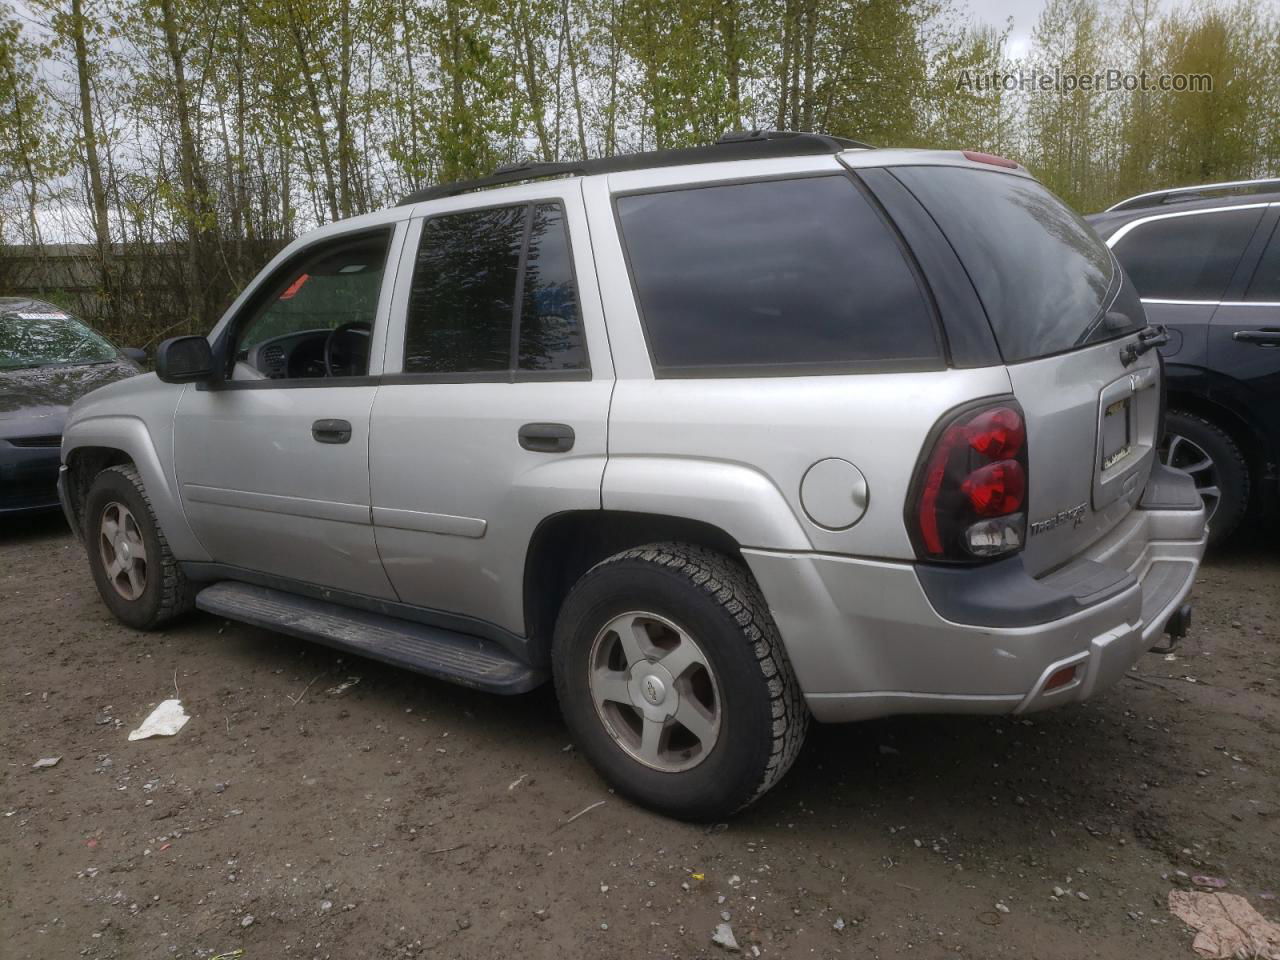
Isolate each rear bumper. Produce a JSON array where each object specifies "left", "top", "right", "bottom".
[{"left": 744, "top": 498, "right": 1207, "bottom": 723}]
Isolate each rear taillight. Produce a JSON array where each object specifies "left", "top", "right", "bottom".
[{"left": 907, "top": 398, "right": 1029, "bottom": 563}]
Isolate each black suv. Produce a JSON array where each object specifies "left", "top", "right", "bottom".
[{"left": 1088, "top": 180, "right": 1280, "bottom": 544}]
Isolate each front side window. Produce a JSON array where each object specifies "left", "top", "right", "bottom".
[
  {"left": 232, "top": 231, "right": 390, "bottom": 379},
  {"left": 403, "top": 202, "right": 586, "bottom": 375},
  {"left": 615, "top": 176, "right": 941, "bottom": 376},
  {"left": 1113, "top": 207, "right": 1264, "bottom": 303}
]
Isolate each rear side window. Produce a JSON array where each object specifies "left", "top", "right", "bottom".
[
  {"left": 893, "top": 166, "right": 1119, "bottom": 363},
  {"left": 1113, "top": 207, "right": 1263, "bottom": 302},
  {"left": 404, "top": 202, "right": 586, "bottom": 375},
  {"left": 615, "top": 176, "right": 941, "bottom": 376},
  {"left": 405, "top": 206, "right": 523, "bottom": 373},
  {"left": 519, "top": 204, "right": 586, "bottom": 370}
]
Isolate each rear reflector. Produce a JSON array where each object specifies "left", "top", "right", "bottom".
[
  {"left": 962, "top": 150, "right": 1019, "bottom": 169},
  {"left": 1045, "top": 665, "right": 1078, "bottom": 691}
]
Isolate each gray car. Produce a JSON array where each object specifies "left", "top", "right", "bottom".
[
  {"left": 1, "top": 299, "right": 141, "bottom": 516},
  {"left": 56, "top": 132, "right": 1207, "bottom": 819}
]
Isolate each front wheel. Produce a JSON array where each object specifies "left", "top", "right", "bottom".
[
  {"left": 552, "top": 543, "right": 808, "bottom": 820},
  {"left": 84, "top": 464, "right": 194, "bottom": 629}
]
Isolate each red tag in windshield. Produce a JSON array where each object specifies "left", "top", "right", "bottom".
[{"left": 279, "top": 273, "right": 310, "bottom": 300}]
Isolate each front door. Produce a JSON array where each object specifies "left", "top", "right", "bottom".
[
  {"left": 369, "top": 185, "right": 613, "bottom": 643},
  {"left": 174, "top": 224, "right": 404, "bottom": 599}
]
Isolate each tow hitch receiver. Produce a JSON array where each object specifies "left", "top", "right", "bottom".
[{"left": 1150, "top": 603, "right": 1193, "bottom": 654}]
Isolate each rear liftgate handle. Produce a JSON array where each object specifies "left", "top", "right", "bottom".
[
  {"left": 518, "top": 422, "right": 575, "bottom": 453},
  {"left": 312, "top": 418, "right": 352, "bottom": 444}
]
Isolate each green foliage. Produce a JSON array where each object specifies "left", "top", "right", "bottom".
[{"left": 4, "top": 0, "right": 1280, "bottom": 344}]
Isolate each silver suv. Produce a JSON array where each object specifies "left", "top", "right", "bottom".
[{"left": 58, "top": 132, "right": 1207, "bottom": 820}]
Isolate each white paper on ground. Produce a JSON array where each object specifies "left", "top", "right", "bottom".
[{"left": 128, "top": 699, "right": 190, "bottom": 741}]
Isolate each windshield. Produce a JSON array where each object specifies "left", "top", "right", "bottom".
[
  {"left": 0, "top": 311, "right": 121, "bottom": 370},
  {"left": 892, "top": 166, "right": 1130, "bottom": 363}
]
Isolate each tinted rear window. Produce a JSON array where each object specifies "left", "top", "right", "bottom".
[
  {"left": 1113, "top": 207, "right": 1264, "bottom": 301},
  {"left": 406, "top": 205, "right": 524, "bottom": 373},
  {"left": 615, "top": 176, "right": 942, "bottom": 376},
  {"left": 893, "top": 166, "right": 1120, "bottom": 363}
]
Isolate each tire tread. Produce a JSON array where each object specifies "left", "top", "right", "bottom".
[
  {"left": 98, "top": 464, "right": 195, "bottom": 627},
  {"left": 577, "top": 542, "right": 808, "bottom": 812}
]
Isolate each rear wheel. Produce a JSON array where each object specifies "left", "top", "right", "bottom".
[
  {"left": 84, "top": 464, "right": 194, "bottom": 629},
  {"left": 1159, "top": 411, "right": 1250, "bottom": 546},
  {"left": 552, "top": 542, "right": 808, "bottom": 820}
]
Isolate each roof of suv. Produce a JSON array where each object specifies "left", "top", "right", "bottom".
[
  {"left": 397, "top": 130, "right": 871, "bottom": 206},
  {"left": 1089, "top": 178, "right": 1280, "bottom": 233}
]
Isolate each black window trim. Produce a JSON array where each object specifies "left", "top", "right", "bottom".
[
  {"left": 610, "top": 170, "right": 949, "bottom": 380},
  {"left": 395, "top": 196, "right": 593, "bottom": 383},
  {"left": 204, "top": 225, "right": 398, "bottom": 391}
]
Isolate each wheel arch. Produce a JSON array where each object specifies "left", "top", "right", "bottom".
[
  {"left": 62, "top": 416, "right": 210, "bottom": 561},
  {"left": 522, "top": 510, "right": 746, "bottom": 669}
]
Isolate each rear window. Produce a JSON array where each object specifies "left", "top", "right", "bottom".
[
  {"left": 893, "top": 166, "right": 1121, "bottom": 363},
  {"left": 1113, "top": 207, "right": 1264, "bottom": 302},
  {"left": 615, "top": 176, "right": 942, "bottom": 376}
]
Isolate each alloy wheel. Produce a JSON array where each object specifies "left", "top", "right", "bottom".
[
  {"left": 1159, "top": 432, "right": 1221, "bottom": 522},
  {"left": 588, "top": 611, "right": 722, "bottom": 773},
  {"left": 98, "top": 501, "right": 148, "bottom": 601}
]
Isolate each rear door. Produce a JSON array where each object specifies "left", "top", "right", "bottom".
[
  {"left": 1209, "top": 209, "right": 1280, "bottom": 444},
  {"left": 369, "top": 183, "right": 612, "bottom": 641},
  {"left": 890, "top": 164, "right": 1161, "bottom": 574}
]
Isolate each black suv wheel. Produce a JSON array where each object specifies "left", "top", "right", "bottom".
[
  {"left": 552, "top": 542, "right": 808, "bottom": 820},
  {"left": 1159, "top": 411, "right": 1250, "bottom": 546}
]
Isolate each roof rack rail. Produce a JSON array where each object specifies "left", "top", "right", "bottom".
[
  {"left": 1105, "top": 177, "right": 1280, "bottom": 212},
  {"left": 397, "top": 130, "right": 872, "bottom": 206}
]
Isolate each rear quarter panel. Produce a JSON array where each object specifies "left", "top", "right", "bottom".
[{"left": 605, "top": 369, "right": 1013, "bottom": 556}]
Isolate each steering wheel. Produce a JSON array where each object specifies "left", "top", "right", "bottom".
[{"left": 324, "top": 321, "right": 372, "bottom": 377}]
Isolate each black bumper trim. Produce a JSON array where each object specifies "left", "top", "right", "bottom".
[{"left": 915, "top": 553, "right": 1136, "bottom": 629}]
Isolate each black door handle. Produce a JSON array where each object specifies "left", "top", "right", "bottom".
[
  {"left": 312, "top": 418, "right": 352, "bottom": 444},
  {"left": 1233, "top": 329, "right": 1280, "bottom": 346},
  {"left": 518, "top": 422, "right": 574, "bottom": 452}
]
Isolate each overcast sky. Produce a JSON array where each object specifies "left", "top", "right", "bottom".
[{"left": 966, "top": 0, "right": 1045, "bottom": 59}]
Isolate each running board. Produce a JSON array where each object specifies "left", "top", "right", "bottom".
[{"left": 194, "top": 581, "right": 544, "bottom": 694}]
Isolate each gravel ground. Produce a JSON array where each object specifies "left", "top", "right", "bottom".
[{"left": 2, "top": 512, "right": 1277, "bottom": 960}]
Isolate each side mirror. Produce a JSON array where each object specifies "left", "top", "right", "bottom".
[
  {"left": 121, "top": 347, "right": 147, "bottom": 364},
  {"left": 155, "top": 336, "right": 215, "bottom": 384}
]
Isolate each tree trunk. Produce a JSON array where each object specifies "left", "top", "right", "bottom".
[
  {"left": 70, "top": 0, "right": 111, "bottom": 299},
  {"left": 158, "top": 0, "right": 205, "bottom": 326},
  {"left": 720, "top": 0, "right": 741, "bottom": 130},
  {"left": 564, "top": 0, "right": 588, "bottom": 159},
  {"left": 288, "top": 8, "right": 340, "bottom": 221}
]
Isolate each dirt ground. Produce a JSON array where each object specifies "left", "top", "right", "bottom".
[{"left": 2, "top": 513, "right": 1277, "bottom": 960}]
